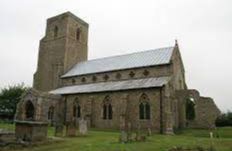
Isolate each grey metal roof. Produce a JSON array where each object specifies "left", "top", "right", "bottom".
[
  {"left": 62, "top": 47, "right": 174, "bottom": 78},
  {"left": 50, "top": 76, "right": 170, "bottom": 95}
]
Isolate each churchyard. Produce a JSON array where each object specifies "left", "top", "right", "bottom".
[{"left": 0, "top": 122, "right": 231, "bottom": 151}]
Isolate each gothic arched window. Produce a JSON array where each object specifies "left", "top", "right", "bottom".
[
  {"left": 139, "top": 93, "right": 151, "bottom": 120},
  {"left": 102, "top": 96, "right": 113, "bottom": 120},
  {"left": 77, "top": 105, "right": 81, "bottom": 118},
  {"left": 73, "top": 98, "right": 81, "bottom": 118},
  {"left": 76, "top": 28, "right": 81, "bottom": 40},
  {"left": 145, "top": 103, "right": 150, "bottom": 119},
  {"left": 108, "top": 104, "right": 113, "bottom": 119},
  {"left": 54, "top": 26, "right": 58, "bottom": 38},
  {"left": 48, "top": 106, "right": 54, "bottom": 120},
  {"left": 103, "top": 104, "right": 107, "bottom": 119},
  {"left": 25, "top": 101, "right": 35, "bottom": 120},
  {"left": 73, "top": 105, "right": 77, "bottom": 117},
  {"left": 139, "top": 103, "right": 144, "bottom": 119}
]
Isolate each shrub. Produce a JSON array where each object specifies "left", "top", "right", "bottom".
[
  {"left": 0, "top": 83, "right": 29, "bottom": 121},
  {"left": 215, "top": 111, "right": 232, "bottom": 127}
]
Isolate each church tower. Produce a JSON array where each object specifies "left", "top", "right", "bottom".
[{"left": 33, "top": 12, "right": 88, "bottom": 91}]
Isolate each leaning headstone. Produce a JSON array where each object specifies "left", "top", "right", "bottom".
[
  {"left": 127, "top": 122, "right": 133, "bottom": 142},
  {"left": 119, "top": 115, "right": 128, "bottom": 143},
  {"left": 79, "top": 119, "right": 88, "bottom": 135},
  {"left": 135, "top": 124, "right": 141, "bottom": 141},
  {"left": 119, "top": 115, "right": 126, "bottom": 131},
  {"left": 119, "top": 130, "right": 128, "bottom": 143},
  {"left": 66, "top": 122, "right": 76, "bottom": 137},
  {"left": 147, "top": 128, "right": 152, "bottom": 136},
  {"left": 55, "top": 124, "right": 64, "bottom": 137},
  {"left": 147, "top": 121, "right": 152, "bottom": 136}
]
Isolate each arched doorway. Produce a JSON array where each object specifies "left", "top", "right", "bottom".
[
  {"left": 25, "top": 101, "right": 35, "bottom": 120},
  {"left": 186, "top": 97, "right": 196, "bottom": 121}
]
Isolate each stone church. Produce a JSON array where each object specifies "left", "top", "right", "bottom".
[{"left": 15, "top": 12, "right": 220, "bottom": 140}]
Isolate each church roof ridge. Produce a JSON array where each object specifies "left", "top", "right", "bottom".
[
  {"left": 62, "top": 46, "right": 175, "bottom": 78},
  {"left": 86, "top": 46, "right": 174, "bottom": 62}
]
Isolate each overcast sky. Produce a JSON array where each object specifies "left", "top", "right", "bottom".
[{"left": 0, "top": 0, "right": 231, "bottom": 112}]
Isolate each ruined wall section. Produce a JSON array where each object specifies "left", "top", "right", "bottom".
[
  {"left": 175, "top": 89, "right": 220, "bottom": 129},
  {"left": 189, "top": 96, "right": 221, "bottom": 128}
]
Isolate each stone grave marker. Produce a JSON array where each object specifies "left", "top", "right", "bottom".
[
  {"left": 79, "top": 119, "right": 88, "bottom": 135},
  {"left": 55, "top": 124, "right": 64, "bottom": 137},
  {"left": 66, "top": 122, "right": 76, "bottom": 137}
]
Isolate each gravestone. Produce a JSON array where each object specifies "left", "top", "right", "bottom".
[
  {"left": 135, "top": 124, "right": 146, "bottom": 141},
  {"left": 79, "top": 119, "right": 88, "bottom": 135},
  {"left": 147, "top": 127, "right": 152, "bottom": 136},
  {"left": 135, "top": 124, "right": 141, "bottom": 141},
  {"left": 147, "top": 121, "right": 152, "bottom": 136},
  {"left": 119, "top": 115, "right": 128, "bottom": 143},
  {"left": 55, "top": 124, "right": 64, "bottom": 137},
  {"left": 119, "top": 130, "right": 128, "bottom": 143},
  {"left": 66, "top": 122, "right": 76, "bottom": 137},
  {"left": 127, "top": 122, "right": 133, "bottom": 142}
]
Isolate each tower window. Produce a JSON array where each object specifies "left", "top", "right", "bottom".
[
  {"left": 54, "top": 26, "right": 58, "bottom": 38},
  {"left": 76, "top": 28, "right": 81, "bottom": 40}
]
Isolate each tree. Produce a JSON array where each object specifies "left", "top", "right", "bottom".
[
  {"left": 215, "top": 111, "right": 232, "bottom": 127},
  {"left": 0, "top": 83, "right": 29, "bottom": 120}
]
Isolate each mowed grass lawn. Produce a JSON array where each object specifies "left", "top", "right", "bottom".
[{"left": 0, "top": 123, "right": 232, "bottom": 151}]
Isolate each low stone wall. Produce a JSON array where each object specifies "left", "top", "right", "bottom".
[{"left": 0, "top": 129, "right": 15, "bottom": 143}]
